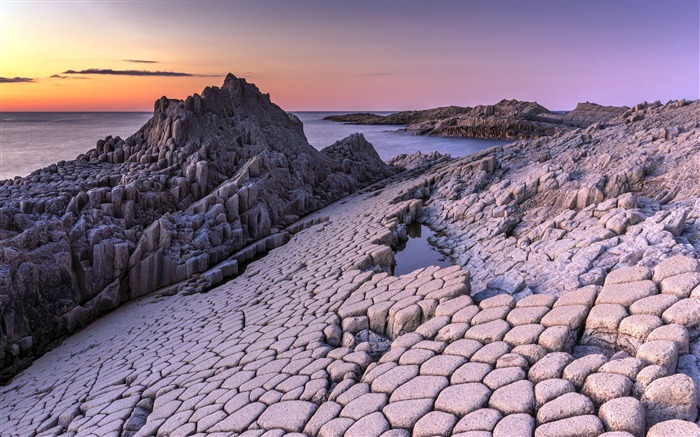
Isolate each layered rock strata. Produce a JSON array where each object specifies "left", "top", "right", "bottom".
[
  {"left": 326, "top": 100, "right": 626, "bottom": 140},
  {"left": 323, "top": 106, "right": 472, "bottom": 126},
  {"left": 422, "top": 99, "right": 700, "bottom": 301},
  {"left": 0, "top": 74, "right": 396, "bottom": 376}
]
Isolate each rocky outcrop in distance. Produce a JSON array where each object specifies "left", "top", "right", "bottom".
[
  {"left": 0, "top": 74, "right": 397, "bottom": 377},
  {"left": 323, "top": 106, "right": 472, "bottom": 125},
  {"left": 326, "top": 100, "right": 627, "bottom": 140}
]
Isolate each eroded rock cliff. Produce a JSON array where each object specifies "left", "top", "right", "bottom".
[{"left": 0, "top": 74, "right": 397, "bottom": 375}]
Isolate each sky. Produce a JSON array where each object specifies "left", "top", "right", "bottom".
[{"left": 0, "top": 0, "right": 699, "bottom": 111}]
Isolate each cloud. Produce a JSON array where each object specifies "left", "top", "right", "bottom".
[
  {"left": 51, "top": 74, "right": 89, "bottom": 79},
  {"left": 0, "top": 77, "right": 34, "bottom": 83},
  {"left": 123, "top": 59, "right": 159, "bottom": 64},
  {"left": 62, "top": 68, "right": 198, "bottom": 77}
]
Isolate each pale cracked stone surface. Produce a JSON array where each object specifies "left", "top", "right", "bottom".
[
  {"left": 535, "top": 378, "right": 576, "bottom": 407},
  {"left": 536, "top": 392, "right": 595, "bottom": 424},
  {"left": 646, "top": 419, "right": 700, "bottom": 437},
  {"left": 435, "top": 383, "right": 490, "bottom": 416},
  {"left": 2, "top": 97, "right": 700, "bottom": 436},
  {"left": 489, "top": 380, "right": 535, "bottom": 415},
  {"left": 582, "top": 373, "right": 633, "bottom": 406},
  {"left": 453, "top": 408, "right": 503, "bottom": 433},
  {"left": 642, "top": 373, "right": 699, "bottom": 425},
  {"left": 534, "top": 414, "right": 604, "bottom": 437},
  {"left": 598, "top": 397, "right": 645, "bottom": 437}
]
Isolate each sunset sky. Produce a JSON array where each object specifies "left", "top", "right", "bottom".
[{"left": 1, "top": 1, "right": 698, "bottom": 111}]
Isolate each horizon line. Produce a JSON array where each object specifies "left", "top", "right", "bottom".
[
  {"left": 0, "top": 107, "right": 582, "bottom": 114},
  {"left": 3, "top": 99, "right": 694, "bottom": 114}
]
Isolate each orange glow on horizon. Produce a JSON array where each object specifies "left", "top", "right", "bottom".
[
  {"left": 1, "top": 1, "right": 698, "bottom": 112},
  {"left": 1, "top": 76, "right": 224, "bottom": 112}
]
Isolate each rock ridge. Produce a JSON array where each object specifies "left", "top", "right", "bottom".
[{"left": 326, "top": 99, "right": 627, "bottom": 140}]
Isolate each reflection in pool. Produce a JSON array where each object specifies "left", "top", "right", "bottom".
[{"left": 393, "top": 222, "right": 452, "bottom": 276}]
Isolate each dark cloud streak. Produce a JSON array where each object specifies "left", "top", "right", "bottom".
[
  {"left": 0, "top": 77, "right": 34, "bottom": 83},
  {"left": 61, "top": 68, "right": 219, "bottom": 78},
  {"left": 123, "top": 59, "right": 159, "bottom": 64},
  {"left": 51, "top": 74, "right": 89, "bottom": 79},
  {"left": 63, "top": 68, "right": 195, "bottom": 77}
]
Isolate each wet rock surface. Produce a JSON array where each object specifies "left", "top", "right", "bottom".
[{"left": 1, "top": 84, "right": 699, "bottom": 436}]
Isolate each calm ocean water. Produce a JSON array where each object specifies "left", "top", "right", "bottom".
[{"left": 0, "top": 112, "right": 509, "bottom": 179}]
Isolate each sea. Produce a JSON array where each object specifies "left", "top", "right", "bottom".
[{"left": 0, "top": 112, "right": 509, "bottom": 180}]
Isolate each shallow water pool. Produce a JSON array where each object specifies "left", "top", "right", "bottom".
[{"left": 393, "top": 222, "right": 452, "bottom": 276}]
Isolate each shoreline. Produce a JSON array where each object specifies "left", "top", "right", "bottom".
[{"left": 0, "top": 111, "right": 505, "bottom": 181}]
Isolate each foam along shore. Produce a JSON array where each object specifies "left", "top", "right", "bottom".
[{"left": 1, "top": 75, "right": 699, "bottom": 436}]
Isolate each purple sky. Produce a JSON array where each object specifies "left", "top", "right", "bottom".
[{"left": 2, "top": 0, "right": 699, "bottom": 110}]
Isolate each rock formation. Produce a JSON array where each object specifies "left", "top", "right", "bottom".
[
  {"left": 326, "top": 99, "right": 627, "bottom": 140},
  {"left": 0, "top": 74, "right": 396, "bottom": 377},
  {"left": 560, "top": 102, "right": 630, "bottom": 127},
  {"left": 323, "top": 106, "right": 472, "bottom": 125},
  {"left": 422, "top": 99, "right": 700, "bottom": 299},
  {"left": 386, "top": 151, "right": 451, "bottom": 171}
]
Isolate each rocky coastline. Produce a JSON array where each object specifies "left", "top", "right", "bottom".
[
  {"left": 325, "top": 100, "right": 627, "bottom": 140},
  {"left": 0, "top": 74, "right": 397, "bottom": 379},
  {"left": 1, "top": 76, "right": 698, "bottom": 436}
]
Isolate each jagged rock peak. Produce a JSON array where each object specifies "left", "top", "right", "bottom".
[
  {"left": 222, "top": 72, "right": 240, "bottom": 86},
  {"left": 146, "top": 74, "right": 273, "bottom": 127},
  {"left": 324, "top": 133, "right": 382, "bottom": 160},
  {"left": 321, "top": 133, "right": 394, "bottom": 181},
  {"left": 189, "top": 74, "right": 275, "bottom": 113},
  {"left": 126, "top": 72, "right": 310, "bottom": 174}
]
